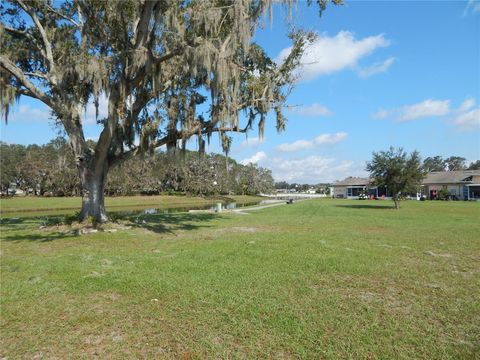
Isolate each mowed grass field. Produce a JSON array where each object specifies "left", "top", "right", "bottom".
[{"left": 1, "top": 198, "right": 479, "bottom": 359}]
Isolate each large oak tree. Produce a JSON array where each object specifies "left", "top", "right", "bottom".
[{"left": 1, "top": 0, "right": 339, "bottom": 221}]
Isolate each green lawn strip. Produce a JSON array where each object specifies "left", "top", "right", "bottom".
[{"left": 1, "top": 199, "right": 479, "bottom": 358}]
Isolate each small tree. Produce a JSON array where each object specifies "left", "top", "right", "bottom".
[{"left": 366, "top": 147, "right": 426, "bottom": 209}]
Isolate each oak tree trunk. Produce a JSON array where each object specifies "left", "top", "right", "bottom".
[{"left": 78, "top": 161, "right": 109, "bottom": 223}]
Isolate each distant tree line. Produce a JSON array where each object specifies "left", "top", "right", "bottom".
[
  {"left": 422, "top": 156, "right": 479, "bottom": 172},
  {"left": 0, "top": 138, "right": 78, "bottom": 197},
  {"left": 274, "top": 181, "right": 330, "bottom": 194},
  {"left": 0, "top": 139, "right": 274, "bottom": 196}
]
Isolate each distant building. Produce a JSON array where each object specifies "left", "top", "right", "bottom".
[
  {"left": 421, "top": 170, "right": 480, "bottom": 200},
  {"left": 332, "top": 177, "right": 390, "bottom": 199},
  {"left": 332, "top": 170, "right": 480, "bottom": 200}
]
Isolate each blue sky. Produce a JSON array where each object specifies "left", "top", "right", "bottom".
[{"left": 1, "top": 1, "right": 479, "bottom": 183}]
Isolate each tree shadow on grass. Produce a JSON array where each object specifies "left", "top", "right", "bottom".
[
  {"left": 334, "top": 203, "right": 394, "bottom": 210},
  {"left": 0, "top": 231, "right": 78, "bottom": 243},
  {"left": 1, "top": 212, "right": 218, "bottom": 242},
  {"left": 126, "top": 212, "right": 217, "bottom": 234}
]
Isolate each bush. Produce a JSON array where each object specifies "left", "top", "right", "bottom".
[{"left": 437, "top": 188, "right": 450, "bottom": 200}]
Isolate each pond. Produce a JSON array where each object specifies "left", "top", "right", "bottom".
[
  {"left": 119, "top": 200, "right": 268, "bottom": 216},
  {"left": 0, "top": 200, "right": 268, "bottom": 221}
]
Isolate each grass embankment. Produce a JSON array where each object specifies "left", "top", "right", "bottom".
[
  {"left": 0, "top": 194, "right": 263, "bottom": 217},
  {"left": 1, "top": 199, "right": 479, "bottom": 358}
]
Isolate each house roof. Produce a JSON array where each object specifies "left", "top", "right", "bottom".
[
  {"left": 334, "top": 170, "right": 480, "bottom": 187},
  {"left": 422, "top": 170, "right": 480, "bottom": 184},
  {"left": 333, "top": 177, "right": 370, "bottom": 186}
]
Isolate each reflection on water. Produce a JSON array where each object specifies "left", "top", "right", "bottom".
[
  {"left": 1, "top": 200, "right": 266, "bottom": 221},
  {"left": 224, "top": 202, "right": 237, "bottom": 210},
  {"left": 124, "top": 200, "right": 267, "bottom": 216},
  {"left": 143, "top": 208, "right": 158, "bottom": 215}
]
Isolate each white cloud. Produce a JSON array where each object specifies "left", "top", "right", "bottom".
[
  {"left": 8, "top": 104, "right": 50, "bottom": 122},
  {"left": 277, "top": 31, "right": 391, "bottom": 81},
  {"left": 458, "top": 97, "right": 476, "bottom": 112},
  {"left": 397, "top": 99, "right": 451, "bottom": 122},
  {"left": 452, "top": 97, "right": 480, "bottom": 132},
  {"left": 240, "top": 151, "right": 267, "bottom": 165},
  {"left": 452, "top": 108, "right": 480, "bottom": 132},
  {"left": 449, "top": 97, "right": 480, "bottom": 132},
  {"left": 357, "top": 57, "right": 396, "bottom": 78},
  {"left": 241, "top": 136, "right": 266, "bottom": 148},
  {"left": 263, "top": 155, "right": 361, "bottom": 183},
  {"left": 463, "top": 0, "right": 480, "bottom": 16},
  {"left": 276, "top": 132, "right": 348, "bottom": 153},
  {"left": 276, "top": 139, "right": 315, "bottom": 152},
  {"left": 289, "top": 103, "right": 332, "bottom": 117},
  {"left": 372, "top": 108, "right": 389, "bottom": 119},
  {"left": 373, "top": 97, "right": 479, "bottom": 131},
  {"left": 314, "top": 132, "right": 348, "bottom": 145}
]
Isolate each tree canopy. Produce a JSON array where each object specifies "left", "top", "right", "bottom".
[
  {"left": 422, "top": 155, "right": 468, "bottom": 172},
  {"left": 0, "top": 0, "right": 340, "bottom": 221},
  {"left": 422, "top": 156, "right": 446, "bottom": 172},
  {"left": 444, "top": 156, "right": 466, "bottom": 171},
  {"left": 366, "top": 147, "right": 426, "bottom": 209},
  {"left": 467, "top": 160, "right": 480, "bottom": 170}
]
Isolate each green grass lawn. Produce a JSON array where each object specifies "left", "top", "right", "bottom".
[{"left": 1, "top": 199, "right": 479, "bottom": 359}]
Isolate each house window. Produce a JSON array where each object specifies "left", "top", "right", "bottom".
[{"left": 347, "top": 187, "right": 364, "bottom": 197}]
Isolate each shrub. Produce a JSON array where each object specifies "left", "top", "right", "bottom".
[{"left": 437, "top": 188, "right": 450, "bottom": 200}]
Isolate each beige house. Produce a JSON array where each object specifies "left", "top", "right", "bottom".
[
  {"left": 421, "top": 170, "right": 480, "bottom": 200},
  {"left": 332, "top": 170, "right": 480, "bottom": 200},
  {"left": 332, "top": 177, "right": 390, "bottom": 199}
]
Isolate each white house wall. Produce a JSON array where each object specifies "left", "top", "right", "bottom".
[
  {"left": 333, "top": 186, "right": 348, "bottom": 198},
  {"left": 424, "top": 183, "right": 466, "bottom": 199}
]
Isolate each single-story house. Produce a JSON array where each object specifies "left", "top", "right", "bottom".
[
  {"left": 421, "top": 170, "right": 480, "bottom": 200},
  {"left": 332, "top": 170, "right": 480, "bottom": 200},
  {"left": 332, "top": 177, "right": 391, "bottom": 199}
]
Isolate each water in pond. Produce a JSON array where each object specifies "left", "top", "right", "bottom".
[
  {"left": 0, "top": 200, "right": 268, "bottom": 221},
  {"left": 118, "top": 200, "right": 268, "bottom": 216}
]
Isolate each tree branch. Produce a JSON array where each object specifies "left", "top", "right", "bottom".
[
  {"left": 2, "top": 25, "right": 27, "bottom": 37},
  {"left": 109, "top": 121, "right": 248, "bottom": 168},
  {"left": 152, "top": 49, "right": 182, "bottom": 64},
  {"left": 1, "top": 55, "right": 85, "bottom": 154},
  {"left": 133, "top": 1, "right": 158, "bottom": 49},
  {"left": 16, "top": 0, "right": 56, "bottom": 78},
  {"left": 24, "top": 71, "right": 48, "bottom": 80},
  {"left": 109, "top": 134, "right": 169, "bottom": 167},
  {"left": 0, "top": 55, "right": 53, "bottom": 107},
  {"left": 45, "top": 4, "right": 80, "bottom": 27},
  {"left": 2, "top": 24, "right": 47, "bottom": 57},
  {"left": 16, "top": 88, "right": 37, "bottom": 99},
  {"left": 202, "top": 126, "right": 247, "bottom": 135}
]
